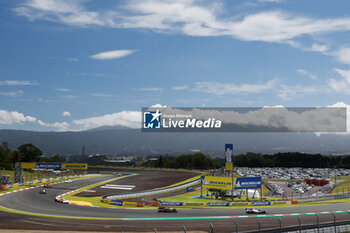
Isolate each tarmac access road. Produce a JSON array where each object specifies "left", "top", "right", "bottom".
[{"left": 0, "top": 174, "right": 349, "bottom": 232}]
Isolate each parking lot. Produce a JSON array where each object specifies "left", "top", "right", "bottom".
[{"left": 236, "top": 167, "right": 350, "bottom": 199}]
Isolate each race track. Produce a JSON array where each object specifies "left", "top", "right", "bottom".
[{"left": 0, "top": 175, "right": 349, "bottom": 232}]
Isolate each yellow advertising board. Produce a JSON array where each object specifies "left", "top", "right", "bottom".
[
  {"left": 20, "top": 163, "right": 36, "bottom": 169},
  {"left": 61, "top": 163, "right": 87, "bottom": 170},
  {"left": 225, "top": 162, "right": 233, "bottom": 171},
  {"left": 123, "top": 201, "right": 137, "bottom": 207},
  {"left": 202, "top": 176, "right": 235, "bottom": 190}
]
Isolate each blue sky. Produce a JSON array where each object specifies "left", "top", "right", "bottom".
[{"left": 1, "top": 0, "right": 350, "bottom": 131}]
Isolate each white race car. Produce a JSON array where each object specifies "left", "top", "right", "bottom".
[
  {"left": 55, "top": 197, "right": 70, "bottom": 204},
  {"left": 245, "top": 208, "right": 266, "bottom": 214}
]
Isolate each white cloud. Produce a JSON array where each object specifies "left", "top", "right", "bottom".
[
  {"left": 193, "top": 80, "right": 277, "bottom": 95},
  {"left": 136, "top": 87, "right": 163, "bottom": 91},
  {"left": 14, "top": 0, "right": 104, "bottom": 27},
  {"left": 310, "top": 43, "right": 328, "bottom": 53},
  {"left": 62, "top": 111, "right": 71, "bottom": 117},
  {"left": 0, "top": 90, "right": 23, "bottom": 97},
  {"left": 90, "top": 50, "right": 135, "bottom": 60},
  {"left": 333, "top": 47, "right": 350, "bottom": 64},
  {"left": 297, "top": 69, "right": 317, "bottom": 80},
  {"left": 55, "top": 88, "right": 70, "bottom": 92},
  {"left": 0, "top": 80, "right": 37, "bottom": 86},
  {"left": 64, "top": 94, "right": 77, "bottom": 99},
  {"left": 15, "top": 0, "right": 350, "bottom": 44},
  {"left": 258, "top": 0, "right": 284, "bottom": 2},
  {"left": 72, "top": 111, "right": 140, "bottom": 130},
  {"left": 91, "top": 93, "right": 117, "bottom": 98},
  {"left": 327, "top": 68, "right": 350, "bottom": 94},
  {"left": 172, "top": 85, "right": 188, "bottom": 91},
  {"left": 67, "top": 57, "right": 78, "bottom": 62},
  {"left": 277, "top": 85, "right": 320, "bottom": 100},
  {"left": 150, "top": 104, "right": 167, "bottom": 108},
  {"left": 0, "top": 110, "right": 37, "bottom": 124},
  {"left": 38, "top": 120, "right": 70, "bottom": 131}
]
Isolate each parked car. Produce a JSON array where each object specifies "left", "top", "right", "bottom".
[
  {"left": 158, "top": 207, "right": 178, "bottom": 213},
  {"left": 245, "top": 208, "right": 266, "bottom": 214}
]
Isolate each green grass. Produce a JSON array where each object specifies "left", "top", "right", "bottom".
[{"left": 332, "top": 176, "right": 350, "bottom": 194}]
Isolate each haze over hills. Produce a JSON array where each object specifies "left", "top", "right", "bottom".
[{"left": 0, "top": 127, "right": 349, "bottom": 156}]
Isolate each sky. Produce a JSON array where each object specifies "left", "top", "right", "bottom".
[{"left": 1, "top": 0, "right": 350, "bottom": 131}]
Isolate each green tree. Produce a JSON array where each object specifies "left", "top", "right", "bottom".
[
  {"left": 0, "top": 142, "right": 12, "bottom": 169},
  {"left": 17, "top": 144, "right": 42, "bottom": 162}
]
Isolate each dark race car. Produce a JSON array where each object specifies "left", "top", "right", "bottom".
[
  {"left": 245, "top": 208, "right": 266, "bottom": 214},
  {"left": 158, "top": 207, "right": 178, "bottom": 213},
  {"left": 39, "top": 189, "right": 46, "bottom": 194}
]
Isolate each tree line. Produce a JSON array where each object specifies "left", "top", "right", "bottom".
[
  {"left": 153, "top": 152, "right": 350, "bottom": 169},
  {"left": 233, "top": 152, "right": 350, "bottom": 168},
  {"left": 154, "top": 153, "right": 223, "bottom": 170},
  {"left": 0, "top": 142, "right": 60, "bottom": 170}
]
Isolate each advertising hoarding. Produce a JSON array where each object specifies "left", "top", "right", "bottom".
[
  {"left": 234, "top": 177, "right": 262, "bottom": 190},
  {"left": 225, "top": 144, "right": 233, "bottom": 171},
  {"left": 201, "top": 175, "right": 234, "bottom": 190}
]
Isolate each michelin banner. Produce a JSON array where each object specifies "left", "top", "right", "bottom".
[
  {"left": 201, "top": 175, "right": 234, "bottom": 190},
  {"left": 20, "top": 162, "right": 87, "bottom": 170},
  {"left": 159, "top": 201, "right": 183, "bottom": 206},
  {"left": 225, "top": 144, "right": 233, "bottom": 171},
  {"left": 234, "top": 177, "right": 262, "bottom": 190}
]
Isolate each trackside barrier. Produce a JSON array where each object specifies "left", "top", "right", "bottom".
[
  {"left": 0, "top": 174, "right": 85, "bottom": 192},
  {"left": 184, "top": 203, "right": 205, "bottom": 207},
  {"left": 123, "top": 201, "right": 137, "bottom": 207},
  {"left": 102, "top": 199, "right": 145, "bottom": 207},
  {"left": 207, "top": 202, "right": 230, "bottom": 207},
  {"left": 251, "top": 201, "right": 271, "bottom": 206},
  {"left": 230, "top": 202, "right": 251, "bottom": 206},
  {"left": 159, "top": 202, "right": 183, "bottom": 206}
]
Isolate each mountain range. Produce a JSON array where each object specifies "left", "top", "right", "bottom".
[{"left": 0, "top": 127, "right": 349, "bottom": 156}]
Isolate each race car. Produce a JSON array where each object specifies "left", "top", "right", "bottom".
[
  {"left": 55, "top": 197, "right": 70, "bottom": 204},
  {"left": 245, "top": 208, "right": 266, "bottom": 214},
  {"left": 39, "top": 189, "right": 46, "bottom": 194},
  {"left": 158, "top": 207, "right": 178, "bottom": 213},
  {"left": 44, "top": 183, "right": 52, "bottom": 188},
  {"left": 64, "top": 180, "right": 73, "bottom": 183}
]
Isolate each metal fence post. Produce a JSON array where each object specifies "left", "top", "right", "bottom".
[
  {"left": 315, "top": 214, "right": 319, "bottom": 233},
  {"left": 278, "top": 217, "right": 282, "bottom": 233},
  {"left": 234, "top": 220, "right": 238, "bottom": 233},
  {"left": 297, "top": 216, "right": 301, "bottom": 233},
  {"left": 183, "top": 225, "right": 187, "bottom": 233},
  {"left": 332, "top": 213, "right": 336, "bottom": 233},
  {"left": 209, "top": 223, "right": 214, "bottom": 233},
  {"left": 257, "top": 218, "right": 261, "bottom": 233}
]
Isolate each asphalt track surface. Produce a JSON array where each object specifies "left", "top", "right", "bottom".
[{"left": 0, "top": 175, "right": 350, "bottom": 232}]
